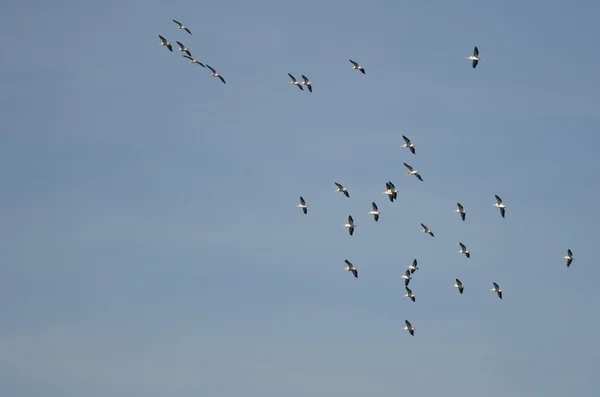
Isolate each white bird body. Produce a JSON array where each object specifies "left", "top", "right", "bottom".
[
  {"left": 334, "top": 182, "right": 350, "bottom": 198},
  {"left": 493, "top": 195, "right": 506, "bottom": 218},
  {"left": 403, "top": 319, "right": 415, "bottom": 336},
  {"left": 182, "top": 55, "right": 205, "bottom": 67},
  {"left": 158, "top": 35, "right": 173, "bottom": 52},
  {"left": 206, "top": 65, "right": 226, "bottom": 84},
  {"left": 420, "top": 223, "right": 434, "bottom": 237},
  {"left": 491, "top": 282, "right": 503, "bottom": 299},
  {"left": 300, "top": 75, "right": 312, "bottom": 92},
  {"left": 452, "top": 279, "right": 464, "bottom": 294},
  {"left": 457, "top": 242, "right": 470, "bottom": 258},
  {"left": 176, "top": 41, "right": 191, "bottom": 56},
  {"left": 454, "top": 202, "right": 466, "bottom": 221},
  {"left": 404, "top": 287, "right": 416, "bottom": 302},
  {"left": 404, "top": 162, "right": 423, "bottom": 181},
  {"left": 400, "top": 135, "right": 416, "bottom": 154},
  {"left": 466, "top": 46, "right": 481, "bottom": 68},
  {"left": 297, "top": 196, "right": 308, "bottom": 214},
  {"left": 343, "top": 215, "right": 356, "bottom": 236},
  {"left": 173, "top": 19, "right": 192, "bottom": 34},
  {"left": 344, "top": 259, "right": 358, "bottom": 278},
  {"left": 349, "top": 59, "right": 366, "bottom": 74},
  {"left": 368, "top": 202, "right": 380, "bottom": 222},
  {"left": 288, "top": 73, "right": 304, "bottom": 90},
  {"left": 563, "top": 249, "right": 575, "bottom": 267}
]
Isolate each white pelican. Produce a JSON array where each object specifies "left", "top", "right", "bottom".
[
  {"left": 457, "top": 242, "right": 470, "bottom": 258},
  {"left": 182, "top": 55, "right": 206, "bottom": 67},
  {"left": 176, "top": 41, "right": 191, "bottom": 56},
  {"left": 407, "top": 259, "right": 418, "bottom": 274},
  {"left": 301, "top": 75, "right": 312, "bottom": 92},
  {"left": 349, "top": 59, "right": 366, "bottom": 74},
  {"left": 404, "top": 163, "right": 423, "bottom": 181},
  {"left": 420, "top": 223, "right": 434, "bottom": 237},
  {"left": 383, "top": 181, "right": 398, "bottom": 202},
  {"left": 404, "top": 286, "right": 416, "bottom": 302},
  {"left": 491, "top": 282, "right": 503, "bottom": 299},
  {"left": 334, "top": 182, "right": 350, "bottom": 198},
  {"left": 403, "top": 319, "right": 415, "bottom": 336},
  {"left": 173, "top": 19, "right": 192, "bottom": 34},
  {"left": 344, "top": 259, "right": 358, "bottom": 278},
  {"left": 466, "top": 46, "right": 481, "bottom": 69},
  {"left": 368, "top": 202, "right": 380, "bottom": 222},
  {"left": 454, "top": 202, "right": 466, "bottom": 221},
  {"left": 563, "top": 249, "right": 575, "bottom": 267},
  {"left": 452, "top": 279, "right": 464, "bottom": 294},
  {"left": 343, "top": 215, "right": 356, "bottom": 236},
  {"left": 400, "top": 135, "right": 416, "bottom": 154},
  {"left": 158, "top": 35, "right": 173, "bottom": 52},
  {"left": 288, "top": 73, "right": 304, "bottom": 90},
  {"left": 493, "top": 195, "right": 506, "bottom": 218},
  {"left": 206, "top": 65, "right": 226, "bottom": 84},
  {"left": 297, "top": 196, "right": 307, "bottom": 214},
  {"left": 401, "top": 269, "right": 412, "bottom": 286}
]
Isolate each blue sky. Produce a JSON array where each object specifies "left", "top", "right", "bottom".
[{"left": 1, "top": 0, "right": 599, "bottom": 396}]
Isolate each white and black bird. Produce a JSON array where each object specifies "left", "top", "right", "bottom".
[
  {"left": 452, "top": 279, "right": 465, "bottom": 294},
  {"left": 297, "top": 196, "right": 307, "bottom": 214},
  {"left": 182, "top": 55, "right": 205, "bottom": 67},
  {"left": 563, "top": 249, "right": 575, "bottom": 267},
  {"left": 176, "top": 41, "right": 191, "bottom": 56},
  {"left": 400, "top": 135, "right": 416, "bottom": 154},
  {"left": 491, "top": 282, "right": 503, "bottom": 299},
  {"left": 349, "top": 59, "right": 366, "bottom": 74},
  {"left": 457, "top": 242, "right": 470, "bottom": 258},
  {"left": 173, "top": 19, "right": 192, "bottom": 34},
  {"left": 404, "top": 287, "right": 416, "bottom": 302},
  {"left": 344, "top": 259, "right": 358, "bottom": 278},
  {"left": 368, "top": 202, "right": 380, "bottom": 222},
  {"left": 401, "top": 269, "right": 412, "bottom": 286},
  {"left": 334, "top": 182, "right": 350, "bottom": 198},
  {"left": 404, "top": 163, "right": 423, "bottom": 181},
  {"left": 344, "top": 215, "right": 356, "bottom": 236},
  {"left": 493, "top": 195, "right": 506, "bottom": 218},
  {"left": 158, "top": 35, "right": 173, "bottom": 52},
  {"left": 420, "top": 223, "right": 434, "bottom": 237},
  {"left": 288, "top": 73, "right": 304, "bottom": 90},
  {"left": 466, "top": 46, "right": 481, "bottom": 68},
  {"left": 407, "top": 259, "right": 418, "bottom": 274},
  {"left": 454, "top": 202, "right": 466, "bottom": 221},
  {"left": 301, "top": 75, "right": 312, "bottom": 92},
  {"left": 383, "top": 181, "right": 398, "bottom": 202},
  {"left": 403, "top": 319, "right": 415, "bottom": 336},
  {"left": 206, "top": 65, "right": 226, "bottom": 84}
]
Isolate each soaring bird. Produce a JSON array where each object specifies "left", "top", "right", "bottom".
[
  {"left": 176, "top": 41, "right": 191, "bottom": 56},
  {"left": 158, "top": 35, "right": 173, "bottom": 52},
  {"left": 404, "top": 163, "right": 423, "bottom": 181},
  {"left": 206, "top": 65, "right": 226, "bottom": 84},
  {"left": 301, "top": 75, "right": 312, "bottom": 92},
  {"left": 466, "top": 46, "right": 481, "bottom": 68},
  {"left": 383, "top": 181, "right": 398, "bottom": 202},
  {"left": 407, "top": 259, "right": 418, "bottom": 274},
  {"left": 400, "top": 135, "right": 416, "bottom": 154},
  {"left": 297, "top": 196, "right": 307, "bottom": 214},
  {"left": 173, "top": 19, "right": 192, "bottom": 34},
  {"left": 401, "top": 269, "right": 412, "bottom": 286},
  {"left": 334, "top": 182, "right": 350, "bottom": 198},
  {"left": 403, "top": 319, "right": 415, "bottom": 336},
  {"left": 404, "top": 287, "right": 416, "bottom": 302},
  {"left": 349, "top": 59, "right": 366, "bottom": 74},
  {"left": 452, "top": 279, "right": 465, "bottom": 294},
  {"left": 420, "top": 223, "right": 434, "bottom": 237},
  {"left": 182, "top": 55, "right": 205, "bottom": 67},
  {"left": 563, "top": 249, "right": 575, "bottom": 267},
  {"left": 454, "top": 203, "right": 466, "bottom": 221},
  {"left": 344, "top": 259, "right": 358, "bottom": 278},
  {"left": 491, "top": 282, "right": 503, "bottom": 299},
  {"left": 457, "top": 242, "right": 470, "bottom": 258},
  {"left": 368, "top": 202, "right": 380, "bottom": 222},
  {"left": 343, "top": 215, "right": 356, "bottom": 236},
  {"left": 288, "top": 73, "right": 303, "bottom": 90},
  {"left": 493, "top": 195, "right": 506, "bottom": 218}
]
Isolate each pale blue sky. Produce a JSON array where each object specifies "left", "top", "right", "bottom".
[{"left": 1, "top": 0, "right": 599, "bottom": 396}]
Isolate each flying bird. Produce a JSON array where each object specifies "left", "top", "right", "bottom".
[
  {"left": 368, "top": 202, "right": 380, "bottom": 222},
  {"left": 452, "top": 279, "right": 465, "bottom": 294},
  {"left": 404, "top": 163, "right": 423, "bottom": 181},
  {"left": 334, "top": 182, "right": 350, "bottom": 198},
  {"left": 297, "top": 196, "right": 307, "bottom": 214},
  {"left": 344, "top": 259, "right": 358, "bottom": 278},
  {"left": 401, "top": 269, "right": 412, "bottom": 286},
  {"left": 383, "top": 181, "right": 398, "bottom": 202},
  {"left": 206, "top": 65, "right": 226, "bottom": 84},
  {"left": 491, "top": 282, "right": 503, "bottom": 299},
  {"left": 176, "top": 41, "right": 191, "bottom": 56},
  {"left": 158, "top": 35, "right": 173, "bottom": 52},
  {"left": 466, "top": 46, "right": 481, "bottom": 68},
  {"left": 288, "top": 73, "right": 304, "bottom": 90},
  {"left": 457, "top": 242, "right": 470, "bottom": 258},
  {"left": 407, "top": 259, "right": 418, "bottom": 274},
  {"left": 563, "top": 249, "right": 575, "bottom": 267},
  {"left": 454, "top": 202, "right": 466, "bottom": 221},
  {"left": 344, "top": 215, "right": 356, "bottom": 236},
  {"left": 173, "top": 19, "right": 192, "bottom": 34},
  {"left": 301, "top": 75, "right": 312, "bottom": 92},
  {"left": 349, "top": 59, "right": 366, "bottom": 74},
  {"left": 403, "top": 319, "right": 415, "bottom": 336},
  {"left": 400, "top": 135, "right": 416, "bottom": 154},
  {"left": 493, "top": 195, "right": 506, "bottom": 218},
  {"left": 420, "top": 223, "right": 434, "bottom": 237},
  {"left": 182, "top": 55, "right": 205, "bottom": 67},
  {"left": 404, "top": 287, "right": 416, "bottom": 302}
]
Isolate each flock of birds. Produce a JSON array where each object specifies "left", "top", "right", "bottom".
[{"left": 157, "top": 19, "right": 578, "bottom": 337}]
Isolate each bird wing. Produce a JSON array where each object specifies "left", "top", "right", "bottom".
[
  {"left": 173, "top": 20, "right": 183, "bottom": 27},
  {"left": 349, "top": 59, "right": 359, "bottom": 67},
  {"left": 568, "top": 249, "right": 572, "bottom": 256},
  {"left": 461, "top": 212, "right": 466, "bottom": 221},
  {"left": 389, "top": 181, "right": 396, "bottom": 189},
  {"left": 184, "top": 27, "right": 192, "bottom": 34},
  {"left": 218, "top": 75, "right": 226, "bottom": 84},
  {"left": 495, "top": 195, "right": 503, "bottom": 204},
  {"left": 302, "top": 75, "right": 310, "bottom": 83},
  {"left": 183, "top": 55, "right": 193, "bottom": 60},
  {"left": 500, "top": 207, "right": 505, "bottom": 218},
  {"left": 472, "top": 59, "right": 478, "bottom": 69},
  {"left": 406, "top": 287, "right": 412, "bottom": 294},
  {"left": 159, "top": 35, "right": 168, "bottom": 43},
  {"left": 348, "top": 215, "right": 354, "bottom": 223},
  {"left": 176, "top": 41, "right": 185, "bottom": 49},
  {"left": 421, "top": 223, "right": 427, "bottom": 230},
  {"left": 402, "top": 135, "right": 411, "bottom": 145},
  {"left": 206, "top": 64, "right": 216, "bottom": 73},
  {"left": 456, "top": 279, "right": 462, "bottom": 286},
  {"left": 345, "top": 259, "right": 353, "bottom": 268},
  {"left": 416, "top": 174, "right": 423, "bottom": 181},
  {"left": 372, "top": 202, "right": 378, "bottom": 211},
  {"left": 288, "top": 73, "right": 297, "bottom": 82},
  {"left": 474, "top": 46, "right": 479, "bottom": 56},
  {"left": 412, "top": 259, "right": 417, "bottom": 267},
  {"left": 335, "top": 182, "right": 343, "bottom": 190},
  {"left": 404, "top": 163, "right": 414, "bottom": 171},
  {"left": 459, "top": 242, "right": 466, "bottom": 250},
  {"left": 405, "top": 320, "right": 412, "bottom": 328},
  {"left": 352, "top": 269, "right": 358, "bottom": 278},
  {"left": 493, "top": 282, "right": 499, "bottom": 290},
  {"left": 300, "top": 197, "right": 305, "bottom": 206},
  {"left": 457, "top": 203, "right": 464, "bottom": 211}
]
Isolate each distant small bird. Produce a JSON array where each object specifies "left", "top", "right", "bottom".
[
  {"left": 563, "top": 249, "right": 575, "bottom": 267},
  {"left": 403, "top": 319, "right": 415, "bottom": 336},
  {"left": 383, "top": 181, "right": 398, "bottom": 202},
  {"left": 334, "top": 182, "right": 350, "bottom": 198},
  {"left": 206, "top": 65, "right": 226, "bottom": 84},
  {"left": 368, "top": 202, "right": 380, "bottom": 222},
  {"left": 401, "top": 269, "right": 412, "bottom": 286},
  {"left": 176, "top": 41, "right": 191, "bottom": 56},
  {"left": 301, "top": 75, "right": 312, "bottom": 92},
  {"left": 344, "top": 259, "right": 358, "bottom": 278},
  {"left": 454, "top": 202, "right": 466, "bottom": 221},
  {"left": 343, "top": 215, "right": 356, "bottom": 236},
  {"left": 158, "top": 35, "right": 173, "bottom": 52},
  {"left": 288, "top": 73, "right": 304, "bottom": 90},
  {"left": 182, "top": 55, "right": 205, "bottom": 67},
  {"left": 466, "top": 46, "right": 481, "bottom": 69},
  {"left": 400, "top": 135, "right": 416, "bottom": 154},
  {"left": 407, "top": 259, "right": 418, "bottom": 274},
  {"left": 491, "top": 282, "right": 503, "bottom": 299},
  {"left": 452, "top": 279, "right": 465, "bottom": 294},
  {"left": 420, "top": 223, "right": 434, "bottom": 237},
  {"left": 297, "top": 196, "right": 308, "bottom": 214},
  {"left": 349, "top": 59, "right": 366, "bottom": 74},
  {"left": 173, "top": 19, "right": 192, "bottom": 34},
  {"left": 457, "top": 242, "right": 470, "bottom": 258},
  {"left": 404, "top": 287, "right": 416, "bottom": 302},
  {"left": 493, "top": 195, "right": 506, "bottom": 218},
  {"left": 404, "top": 163, "right": 423, "bottom": 181}
]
